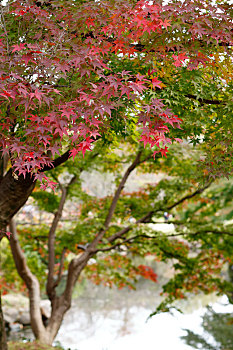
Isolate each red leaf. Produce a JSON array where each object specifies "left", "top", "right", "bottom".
[
  {"left": 12, "top": 43, "right": 26, "bottom": 52},
  {"left": 6, "top": 231, "right": 11, "bottom": 239}
]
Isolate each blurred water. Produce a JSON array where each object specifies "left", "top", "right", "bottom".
[
  {"left": 54, "top": 285, "right": 233, "bottom": 350},
  {"left": 7, "top": 276, "right": 233, "bottom": 350},
  {"left": 56, "top": 304, "right": 202, "bottom": 350}
]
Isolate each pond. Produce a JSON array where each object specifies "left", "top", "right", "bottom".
[
  {"left": 54, "top": 284, "right": 232, "bottom": 350},
  {"left": 8, "top": 279, "right": 233, "bottom": 350}
]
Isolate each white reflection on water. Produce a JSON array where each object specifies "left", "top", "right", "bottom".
[
  {"left": 56, "top": 306, "right": 196, "bottom": 350},
  {"left": 55, "top": 295, "right": 233, "bottom": 350}
]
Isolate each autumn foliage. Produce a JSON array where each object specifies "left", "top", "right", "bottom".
[
  {"left": 1, "top": 0, "right": 233, "bottom": 347},
  {"left": 1, "top": 0, "right": 232, "bottom": 186}
]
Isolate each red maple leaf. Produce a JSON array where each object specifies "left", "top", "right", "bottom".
[
  {"left": 159, "top": 19, "right": 171, "bottom": 29},
  {"left": 172, "top": 53, "right": 188, "bottom": 67},
  {"left": 151, "top": 77, "right": 163, "bottom": 89},
  {"left": 160, "top": 146, "right": 168, "bottom": 157},
  {"left": 12, "top": 43, "right": 27, "bottom": 52}
]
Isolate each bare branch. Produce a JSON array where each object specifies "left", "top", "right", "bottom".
[
  {"left": 57, "top": 152, "right": 147, "bottom": 307},
  {"left": 46, "top": 186, "right": 67, "bottom": 300},
  {"left": 60, "top": 250, "right": 94, "bottom": 311}
]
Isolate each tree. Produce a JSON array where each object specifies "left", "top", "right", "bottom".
[
  {"left": 181, "top": 306, "right": 233, "bottom": 350},
  {"left": 0, "top": 0, "right": 233, "bottom": 229},
  {"left": 0, "top": 0, "right": 233, "bottom": 346},
  {"left": 2, "top": 141, "right": 233, "bottom": 345}
]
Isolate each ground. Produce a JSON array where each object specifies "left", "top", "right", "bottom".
[{"left": 8, "top": 341, "right": 63, "bottom": 350}]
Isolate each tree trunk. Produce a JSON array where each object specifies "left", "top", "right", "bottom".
[
  {"left": 9, "top": 220, "right": 47, "bottom": 341},
  {"left": 0, "top": 169, "right": 36, "bottom": 228},
  {"left": 0, "top": 292, "right": 7, "bottom": 350},
  {"left": 0, "top": 165, "right": 35, "bottom": 350},
  {"left": 9, "top": 219, "right": 79, "bottom": 346},
  {"left": 0, "top": 152, "right": 71, "bottom": 347},
  {"left": 40, "top": 260, "right": 88, "bottom": 345}
]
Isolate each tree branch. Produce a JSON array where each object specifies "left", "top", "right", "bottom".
[
  {"left": 85, "top": 150, "right": 143, "bottom": 254},
  {"left": 107, "top": 181, "right": 213, "bottom": 243},
  {"left": 40, "top": 137, "right": 101, "bottom": 173},
  {"left": 53, "top": 247, "right": 67, "bottom": 288},
  {"left": 166, "top": 181, "right": 212, "bottom": 211},
  {"left": 104, "top": 150, "right": 143, "bottom": 229},
  {"left": 185, "top": 94, "right": 224, "bottom": 106},
  {"left": 40, "top": 150, "right": 71, "bottom": 173},
  {"left": 95, "top": 227, "right": 233, "bottom": 255},
  {"left": 46, "top": 186, "right": 67, "bottom": 301},
  {"left": 46, "top": 175, "right": 76, "bottom": 301},
  {"left": 55, "top": 151, "right": 146, "bottom": 311}
]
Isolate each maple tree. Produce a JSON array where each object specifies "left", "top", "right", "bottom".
[
  {"left": 0, "top": 0, "right": 233, "bottom": 229},
  {"left": 1, "top": 141, "right": 233, "bottom": 346},
  {"left": 0, "top": 0, "right": 233, "bottom": 347}
]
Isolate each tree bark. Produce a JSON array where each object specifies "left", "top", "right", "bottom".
[
  {"left": 44, "top": 253, "right": 92, "bottom": 344},
  {"left": 0, "top": 292, "right": 7, "bottom": 350},
  {"left": 0, "top": 149, "right": 72, "bottom": 230},
  {"left": 0, "top": 169, "right": 35, "bottom": 229},
  {"left": 0, "top": 154, "right": 9, "bottom": 350},
  {"left": 0, "top": 170, "right": 36, "bottom": 347}
]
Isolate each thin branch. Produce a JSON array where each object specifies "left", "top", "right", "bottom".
[
  {"left": 95, "top": 236, "right": 138, "bottom": 253},
  {"left": 108, "top": 181, "right": 213, "bottom": 243},
  {"left": 166, "top": 181, "right": 213, "bottom": 211},
  {"left": 186, "top": 230, "right": 233, "bottom": 237},
  {"left": 85, "top": 150, "right": 143, "bottom": 253},
  {"left": 104, "top": 150, "right": 142, "bottom": 229},
  {"left": 40, "top": 138, "right": 101, "bottom": 173},
  {"left": 96, "top": 228, "right": 233, "bottom": 255}
]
